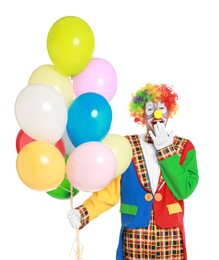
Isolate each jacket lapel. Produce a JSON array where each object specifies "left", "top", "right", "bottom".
[
  {"left": 125, "top": 135, "right": 188, "bottom": 194},
  {"left": 125, "top": 135, "right": 152, "bottom": 192}
]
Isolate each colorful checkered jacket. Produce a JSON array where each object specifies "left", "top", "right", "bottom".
[
  {"left": 78, "top": 134, "right": 199, "bottom": 259},
  {"left": 120, "top": 135, "right": 198, "bottom": 227},
  {"left": 116, "top": 135, "right": 199, "bottom": 259}
]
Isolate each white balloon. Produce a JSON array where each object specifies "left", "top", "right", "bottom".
[{"left": 15, "top": 84, "right": 67, "bottom": 143}]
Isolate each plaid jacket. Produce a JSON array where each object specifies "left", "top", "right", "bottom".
[
  {"left": 120, "top": 135, "right": 198, "bottom": 229},
  {"left": 116, "top": 135, "right": 199, "bottom": 259}
]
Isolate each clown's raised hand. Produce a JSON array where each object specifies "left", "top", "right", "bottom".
[{"left": 149, "top": 122, "right": 174, "bottom": 150}]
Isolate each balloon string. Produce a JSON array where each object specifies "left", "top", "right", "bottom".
[
  {"left": 70, "top": 184, "right": 74, "bottom": 209},
  {"left": 69, "top": 185, "right": 83, "bottom": 260}
]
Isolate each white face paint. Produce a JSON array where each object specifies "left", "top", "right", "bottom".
[
  {"left": 157, "top": 101, "right": 167, "bottom": 115},
  {"left": 145, "top": 101, "right": 168, "bottom": 130},
  {"left": 145, "top": 101, "right": 155, "bottom": 116}
]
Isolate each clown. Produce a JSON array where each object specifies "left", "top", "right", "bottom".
[{"left": 67, "top": 83, "right": 199, "bottom": 260}]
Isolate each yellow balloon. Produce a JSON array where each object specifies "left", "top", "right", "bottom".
[
  {"left": 47, "top": 16, "right": 95, "bottom": 76},
  {"left": 102, "top": 134, "right": 133, "bottom": 178},
  {"left": 28, "top": 64, "right": 73, "bottom": 107},
  {"left": 16, "top": 141, "right": 65, "bottom": 191}
]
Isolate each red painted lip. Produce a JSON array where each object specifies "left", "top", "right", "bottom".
[{"left": 151, "top": 118, "right": 164, "bottom": 125}]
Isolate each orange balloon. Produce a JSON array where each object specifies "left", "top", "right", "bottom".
[{"left": 16, "top": 141, "right": 65, "bottom": 191}]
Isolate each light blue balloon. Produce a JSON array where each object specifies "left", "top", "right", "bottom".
[{"left": 67, "top": 92, "right": 112, "bottom": 147}]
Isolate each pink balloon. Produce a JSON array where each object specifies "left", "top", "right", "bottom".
[
  {"left": 66, "top": 142, "right": 116, "bottom": 192},
  {"left": 73, "top": 58, "right": 117, "bottom": 101}
]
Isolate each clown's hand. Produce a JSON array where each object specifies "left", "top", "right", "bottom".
[
  {"left": 149, "top": 122, "right": 174, "bottom": 150},
  {"left": 67, "top": 209, "right": 81, "bottom": 229}
]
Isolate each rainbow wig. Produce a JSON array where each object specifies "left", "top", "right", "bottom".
[{"left": 129, "top": 83, "right": 179, "bottom": 126}]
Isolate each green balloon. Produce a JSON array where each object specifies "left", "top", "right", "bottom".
[
  {"left": 47, "top": 176, "right": 79, "bottom": 199},
  {"left": 47, "top": 155, "right": 79, "bottom": 200}
]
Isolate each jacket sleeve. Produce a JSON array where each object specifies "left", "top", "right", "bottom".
[
  {"left": 77, "top": 175, "right": 121, "bottom": 228},
  {"left": 157, "top": 139, "right": 199, "bottom": 200}
]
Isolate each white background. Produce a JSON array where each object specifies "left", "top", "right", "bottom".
[{"left": 0, "top": 0, "right": 218, "bottom": 259}]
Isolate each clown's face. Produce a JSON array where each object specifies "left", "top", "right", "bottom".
[{"left": 145, "top": 101, "right": 169, "bottom": 133}]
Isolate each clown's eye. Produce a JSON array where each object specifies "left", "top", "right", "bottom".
[
  {"left": 158, "top": 102, "right": 167, "bottom": 114},
  {"left": 146, "top": 108, "right": 154, "bottom": 115},
  {"left": 145, "top": 101, "right": 154, "bottom": 116}
]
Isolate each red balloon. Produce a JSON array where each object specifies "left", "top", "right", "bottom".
[
  {"left": 55, "top": 138, "right": 66, "bottom": 157},
  {"left": 16, "top": 129, "right": 65, "bottom": 156}
]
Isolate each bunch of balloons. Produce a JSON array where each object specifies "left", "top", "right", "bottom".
[{"left": 15, "top": 16, "right": 132, "bottom": 196}]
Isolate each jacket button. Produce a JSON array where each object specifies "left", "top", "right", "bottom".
[
  {"left": 145, "top": 193, "right": 153, "bottom": 201},
  {"left": 154, "top": 193, "right": 162, "bottom": 202}
]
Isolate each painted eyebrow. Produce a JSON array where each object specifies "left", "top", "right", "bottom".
[{"left": 146, "top": 102, "right": 154, "bottom": 107}]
